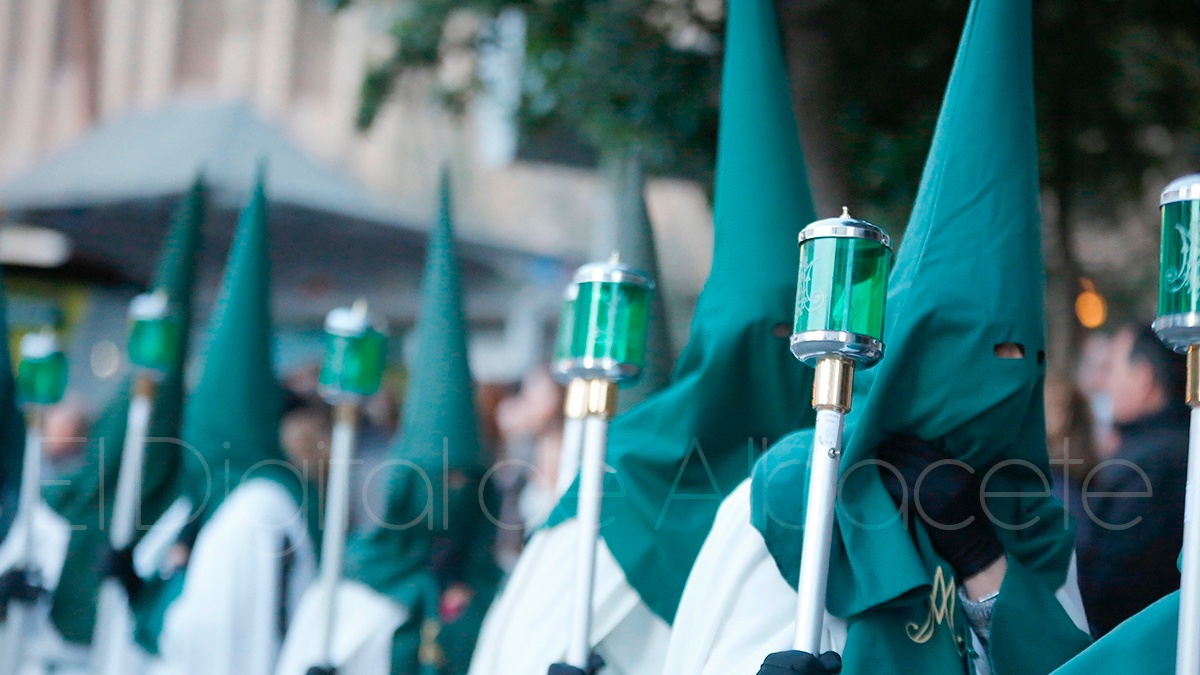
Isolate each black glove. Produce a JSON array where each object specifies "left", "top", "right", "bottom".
[
  {"left": 876, "top": 435, "right": 1004, "bottom": 579},
  {"left": 548, "top": 653, "right": 605, "bottom": 675},
  {"left": 758, "top": 650, "right": 842, "bottom": 674},
  {"left": 0, "top": 568, "right": 46, "bottom": 620},
  {"left": 305, "top": 667, "right": 337, "bottom": 675},
  {"left": 98, "top": 543, "right": 144, "bottom": 601}
]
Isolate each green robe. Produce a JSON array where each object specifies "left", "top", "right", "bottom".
[
  {"left": 44, "top": 178, "right": 205, "bottom": 645},
  {"left": 1050, "top": 591, "right": 1177, "bottom": 675},
  {"left": 543, "top": 0, "right": 818, "bottom": 623},
  {"left": 750, "top": 0, "right": 1091, "bottom": 671},
  {"left": 343, "top": 173, "right": 501, "bottom": 674}
]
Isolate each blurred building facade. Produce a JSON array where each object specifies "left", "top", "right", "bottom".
[{"left": 0, "top": 0, "right": 712, "bottom": 405}]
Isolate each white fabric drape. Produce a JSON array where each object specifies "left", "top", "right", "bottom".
[
  {"left": 152, "top": 479, "right": 316, "bottom": 675},
  {"left": 469, "top": 518, "right": 671, "bottom": 675}
]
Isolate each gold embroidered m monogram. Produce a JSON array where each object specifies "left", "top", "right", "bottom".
[{"left": 906, "top": 567, "right": 966, "bottom": 653}]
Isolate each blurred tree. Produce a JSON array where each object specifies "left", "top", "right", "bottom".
[{"left": 339, "top": 0, "right": 1200, "bottom": 374}]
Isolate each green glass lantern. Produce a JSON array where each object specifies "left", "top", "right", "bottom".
[
  {"left": 17, "top": 330, "right": 68, "bottom": 407},
  {"left": 562, "top": 256, "right": 654, "bottom": 383},
  {"left": 551, "top": 284, "right": 578, "bottom": 384},
  {"left": 1153, "top": 174, "right": 1200, "bottom": 352},
  {"left": 791, "top": 208, "right": 893, "bottom": 367},
  {"left": 127, "top": 290, "right": 183, "bottom": 376},
  {"left": 318, "top": 301, "right": 388, "bottom": 403}
]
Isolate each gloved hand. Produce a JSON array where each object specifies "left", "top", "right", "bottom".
[
  {"left": 0, "top": 568, "right": 46, "bottom": 620},
  {"left": 876, "top": 435, "right": 1004, "bottom": 579},
  {"left": 758, "top": 650, "right": 842, "bottom": 674},
  {"left": 98, "top": 543, "right": 144, "bottom": 601},
  {"left": 548, "top": 653, "right": 605, "bottom": 675}
]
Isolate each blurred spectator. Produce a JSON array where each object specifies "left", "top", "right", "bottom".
[
  {"left": 1077, "top": 323, "right": 1188, "bottom": 637},
  {"left": 41, "top": 398, "right": 90, "bottom": 478},
  {"left": 1044, "top": 373, "right": 1098, "bottom": 547},
  {"left": 1077, "top": 332, "right": 1117, "bottom": 458},
  {"left": 354, "top": 384, "right": 401, "bottom": 529},
  {"left": 493, "top": 369, "right": 563, "bottom": 567},
  {"left": 280, "top": 396, "right": 332, "bottom": 488}
]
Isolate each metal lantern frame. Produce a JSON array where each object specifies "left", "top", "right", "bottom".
[
  {"left": 1153, "top": 174, "right": 1200, "bottom": 352},
  {"left": 318, "top": 301, "right": 388, "bottom": 405},
  {"left": 790, "top": 211, "right": 892, "bottom": 369},
  {"left": 559, "top": 259, "right": 655, "bottom": 385},
  {"left": 127, "top": 290, "right": 183, "bottom": 376}
]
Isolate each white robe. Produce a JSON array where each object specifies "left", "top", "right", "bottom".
[
  {"left": 469, "top": 518, "right": 671, "bottom": 675},
  {"left": 272, "top": 580, "right": 406, "bottom": 675},
  {"left": 662, "top": 479, "right": 1090, "bottom": 675},
  {"left": 0, "top": 501, "right": 90, "bottom": 675},
  {"left": 151, "top": 479, "right": 317, "bottom": 675}
]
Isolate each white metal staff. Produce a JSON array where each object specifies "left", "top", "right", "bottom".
[
  {"left": 93, "top": 291, "right": 182, "bottom": 675},
  {"left": 551, "top": 284, "right": 586, "bottom": 500},
  {"left": 1150, "top": 174, "right": 1200, "bottom": 675},
  {"left": 789, "top": 209, "right": 892, "bottom": 653},
  {"left": 2, "top": 329, "right": 68, "bottom": 675},
  {"left": 557, "top": 255, "right": 654, "bottom": 672},
  {"left": 311, "top": 300, "right": 387, "bottom": 674}
]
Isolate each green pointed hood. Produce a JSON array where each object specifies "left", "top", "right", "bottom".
[
  {"left": 44, "top": 178, "right": 206, "bottom": 644},
  {"left": 180, "top": 169, "right": 290, "bottom": 523},
  {"left": 0, "top": 270, "right": 26, "bottom": 539},
  {"left": 545, "top": 0, "right": 817, "bottom": 623},
  {"left": 751, "top": 0, "right": 1089, "bottom": 670},
  {"left": 344, "top": 173, "right": 500, "bottom": 672},
  {"left": 596, "top": 153, "right": 673, "bottom": 409}
]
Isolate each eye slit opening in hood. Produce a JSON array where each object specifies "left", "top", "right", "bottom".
[{"left": 994, "top": 342, "right": 1025, "bottom": 359}]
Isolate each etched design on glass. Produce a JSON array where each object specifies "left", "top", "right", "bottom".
[
  {"left": 795, "top": 257, "right": 826, "bottom": 314},
  {"left": 1167, "top": 211, "right": 1200, "bottom": 305}
]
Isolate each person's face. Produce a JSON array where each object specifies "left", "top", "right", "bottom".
[{"left": 1105, "top": 330, "right": 1160, "bottom": 424}]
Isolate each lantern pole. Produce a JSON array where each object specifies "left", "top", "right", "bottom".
[
  {"left": 557, "top": 254, "right": 654, "bottom": 672},
  {"left": 1151, "top": 174, "right": 1200, "bottom": 675},
  {"left": 311, "top": 300, "right": 388, "bottom": 674},
  {"left": 94, "top": 290, "right": 183, "bottom": 675},
  {"left": 790, "top": 209, "right": 892, "bottom": 653},
  {"left": 2, "top": 329, "right": 68, "bottom": 675},
  {"left": 552, "top": 284, "right": 586, "bottom": 499}
]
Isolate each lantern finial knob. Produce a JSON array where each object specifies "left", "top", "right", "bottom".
[
  {"left": 609, "top": 251, "right": 621, "bottom": 265},
  {"left": 351, "top": 298, "right": 369, "bottom": 318}
]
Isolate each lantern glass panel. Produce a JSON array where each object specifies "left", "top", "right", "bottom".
[
  {"left": 1158, "top": 199, "right": 1200, "bottom": 320},
  {"left": 128, "top": 316, "right": 182, "bottom": 373},
  {"left": 18, "top": 353, "right": 68, "bottom": 406},
  {"left": 553, "top": 295, "right": 576, "bottom": 363},
  {"left": 319, "top": 329, "right": 388, "bottom": 399},
  {"left": 794, "top": 236, "right": 890, "bottom": 340},
  {"left": 570, "top": 280, "right": 651, "bottom": 373}
]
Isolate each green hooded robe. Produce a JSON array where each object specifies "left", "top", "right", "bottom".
[
  {"left": 0, "top": 270, "right": 27, "bottom": 540},
  {"left": 133, "top": 169, "right": 319, "bottom": 652},
  {"left": 43, "top": 177, "right": 205, "bottom": 645},
  {"left": 542, "top": 0, "right": 819, "bottom": 620},
  {"left": 341, "top": 173, "right": 501, "bottom": 675},
  {"left": 750, "top": 0, "right": 1092, "bottom": 672}
]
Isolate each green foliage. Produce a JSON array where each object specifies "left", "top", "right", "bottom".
[
  {"left": 339, "top": 0, "right": 1200, "bottom": 222},
  {"left": 343, "top": 0, "right": 720, "bottom": 172}
]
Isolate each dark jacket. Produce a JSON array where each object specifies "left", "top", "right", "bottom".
[{"left": 1077, "top": 403, "right": 1189, "bottom": 636}]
